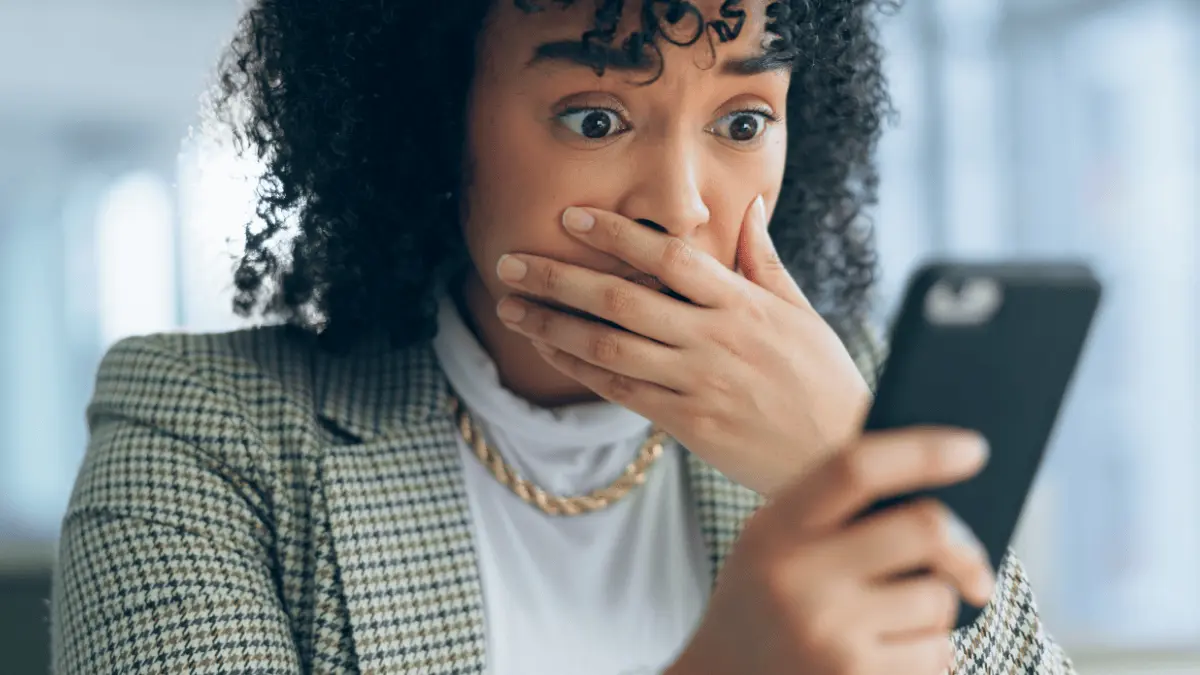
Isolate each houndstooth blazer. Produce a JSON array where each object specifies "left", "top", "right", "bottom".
[{"left": 52, "top": 327, "right": 1075, "bottom": 674}]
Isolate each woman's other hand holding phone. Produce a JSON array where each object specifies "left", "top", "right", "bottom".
[{"left": 667, "top": 428, "right": 995, "bottom": 675}]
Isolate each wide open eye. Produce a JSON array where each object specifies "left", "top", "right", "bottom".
[
  {"left": 711, "top": 110, "right": 773, "bottom": 143},
  {"left": 557, "top": 108, "right": 628, "bottom": 140}
]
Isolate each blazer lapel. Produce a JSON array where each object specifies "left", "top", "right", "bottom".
[
  {"left": 308, "top": 332, "right": 782, "bottom": 671},
  {"left": 315, "top": 339, "right": 487, "bottom": 674}
]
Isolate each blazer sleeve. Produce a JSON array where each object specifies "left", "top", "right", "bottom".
[
  {"left": 953, "top": 552, "right": 1076, "bottom": 674},
  {"left": 51, "top": 335, "right": 302, "bottom": 674}
]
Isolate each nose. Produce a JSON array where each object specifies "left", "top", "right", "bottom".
[{"left": 619, "top": 138, "right": 711, "bottom": 238}]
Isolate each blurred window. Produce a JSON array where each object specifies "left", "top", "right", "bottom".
[
  {"left": 95, "top": 171, "right": 178, "bottom": 348},
  {"left": 177, "top": 134, "right": 261, "bottom": 332},
  {"left": 994, "top": 0, "right": 1200, "bottom": 648}
]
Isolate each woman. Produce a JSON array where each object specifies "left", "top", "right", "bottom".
[{"left": 51, "top": 1, "right": 1073, "bottom": 673}]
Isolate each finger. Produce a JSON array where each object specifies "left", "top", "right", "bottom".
[
  {"left": 874, "top": 635, "right": 955, "bottom": 675},
  {"left": 735, "top": 195, "right": 811, "bottom": 309},
  {"left": 532, "top": 341, "right": 685, "bottom": 417},
  {"left": 766, "top": 427, "right": 989, "bottom": 534},
  {"left": 867, "top": 576, "right": 959, "bottom": 637},
  {"left": 495, "top": 253, "right": 696, "bottom": 347},
  {"left": 837, "top": 499, "right": 991, "bottom": 587},
  {"left": 876, "top": 501, "right": 995, "bottom": 609},
  {"left": 560, "top": 206, "right": 744, "bottom": 309},
  {"left": 497, "top": 295, "right": 691, "bottom": 391}
]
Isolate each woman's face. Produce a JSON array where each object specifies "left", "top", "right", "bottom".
[{"left": 463, "top": 0, "right": 790, "bottom": 306}]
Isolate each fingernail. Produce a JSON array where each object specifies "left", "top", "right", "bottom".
[
  {"left": 972, "top": 435, "right": 991, "bottom": 464},
  {"left": 563, "top": 207, "right": 595, "bottom": 233},
  {"left": 497, "top": 298, "right": 526, "bottom": 323},
  {"left": 496, "top": 255, "right": 528, "bottom": 282},
  {"left": 948, "top": 433, "right": 990, "bottom": 468},
  {"left": 753, "top": 195, "right": 767, "bottom": 230}
]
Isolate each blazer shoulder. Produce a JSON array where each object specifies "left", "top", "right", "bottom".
[{"left": 90, "top": 326, "right": 324, "bottom": 454}]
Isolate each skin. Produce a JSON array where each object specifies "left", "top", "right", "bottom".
[
  {"left": 457, "top": 3, "right": 997, "bottom": 672},
  {"left": 461, "top": 0, "right": 871, "bottom": 495},
  {"left": 670, "top": 429, "right": 997, "bottom": 675},
  {"left": 461, "top": 0, "right": 789, "bottom": 408}
]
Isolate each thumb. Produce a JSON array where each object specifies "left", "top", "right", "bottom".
[{"left": 736, "top": 195, "right": 810, "bottom": 308}]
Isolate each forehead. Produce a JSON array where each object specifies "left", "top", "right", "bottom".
[{"left": 484, "top": 0, "right": 778, "bottom": 65}]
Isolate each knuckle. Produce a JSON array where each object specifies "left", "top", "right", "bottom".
[
  {"left": 917, "top": 580, "right": 958, "bottom": 625},
  {"left": 788, "top": 585, "right": 854, "bottom": 651},
  {"left": 587, "top": 332, "right": 623, "bottom": 365},
  {"left": 697, "top": 369, "right": 735, "bottom": 396},
  {"left": 706, "top": 327, "right": 747, "bottom": 360},
  {"left": 602, "top": 213, "right": 628, "bottom": 241},
  {"left": 726, "top": 283, "right": 760, "bottom": 315},
  {"left": 758, "top": 558, "right": 795, "bottom": 603},
  {"left": 836, "top": 449, "right": 878, "bottom": 494},
  {"left": 534, "top": 309, "right": 555, "bottom": 336},
  {"left": 794, "top": 607, "right": 836, "bottom": 650},
  {"left": 654, "top": 309, "right": 676, "bottom": 332},
  {"left": 743, "top": 296, "right": 771, "bottom": 324},
  {"left": 661, "top": 237, "right": 694, "bottom": 273},
  {"left": 602, "top": 284, "right": 636, "bottom": 318},
  {"left": 908, "top": 499, "right": 950, "bottom": 548},
  {"left": 538, "top": 261, "right": 562, "bottom": 293},
  {"left": 603, "top": 372, "right": 638, "bottom": 402}
]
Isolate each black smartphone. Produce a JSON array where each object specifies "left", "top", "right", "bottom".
[{"left": 861, "top": 261, "right": 1103, "bottom": 629}]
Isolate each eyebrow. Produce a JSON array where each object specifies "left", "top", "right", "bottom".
[{"left": 528, "top": 40, "right": 793, "bottom": 76}]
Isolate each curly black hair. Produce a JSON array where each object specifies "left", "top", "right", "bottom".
[{"left": 211, "top": 0, "right": 894, "bottom": 353}]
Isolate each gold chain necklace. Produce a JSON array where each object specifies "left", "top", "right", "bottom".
[{"left": 448, "top": 395, "right": 669, "bottom": 516}]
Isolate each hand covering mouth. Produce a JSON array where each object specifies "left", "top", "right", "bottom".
[
  {"left": 622, "top": 272, "right": 692, "bottom": 304},
  {"left": 531, "top": 271, "right": 693, "bottom": 334}
]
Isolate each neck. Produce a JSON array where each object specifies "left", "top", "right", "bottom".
[{"left": 455, "top": 269, "right": 605, "bottom": 409}]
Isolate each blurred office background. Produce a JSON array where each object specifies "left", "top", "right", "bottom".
[{"left": 0, "top": 0, "right": 1197, "bottom": 673}]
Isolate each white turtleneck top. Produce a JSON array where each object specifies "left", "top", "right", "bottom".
[{"left": 430, "top": 291, "right": 711, "bottom": 675}]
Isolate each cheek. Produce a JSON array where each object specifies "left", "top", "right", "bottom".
[
  {"left": 461, "top": 101, "right": 568, "bottom": 283},
  {"left": 461, "top": 94, "right": 624, "bottom": 291},
  {"left": 706, "top": 134, "right": 789, "bottom": 263},
  {"left": 744, "top": 130, "right": 789, "bottom": 230},
  {"left": 764, "top": 128, "right": 788, "bottom": 198}
]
